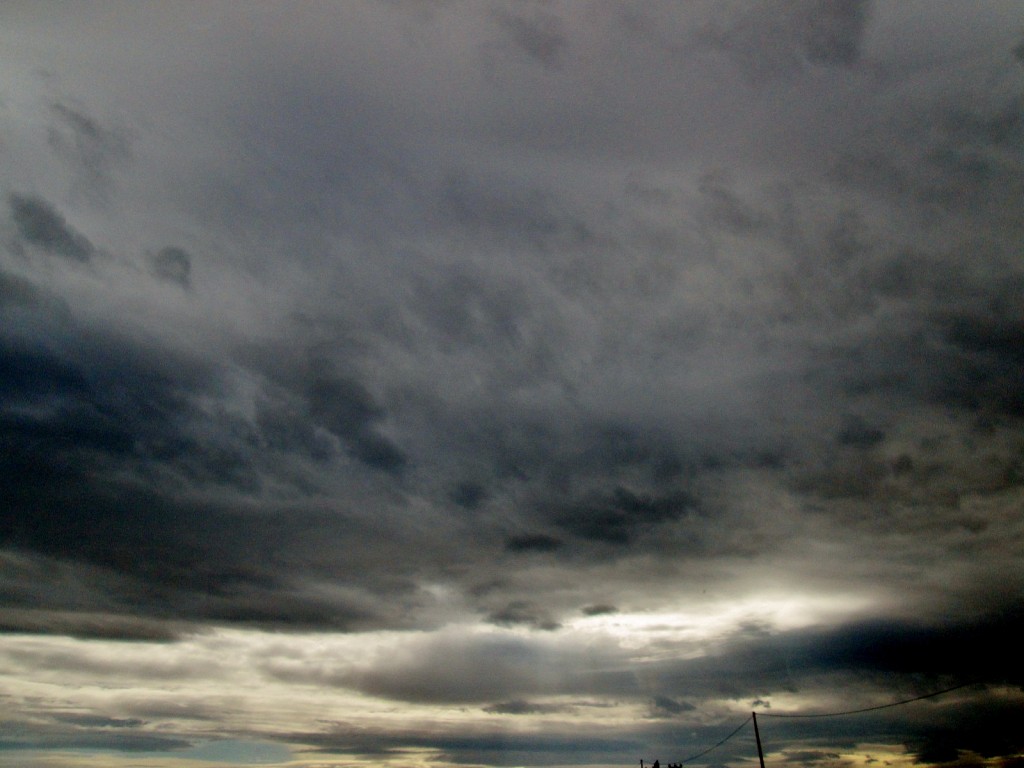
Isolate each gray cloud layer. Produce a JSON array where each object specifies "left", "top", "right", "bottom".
[{"left": 2, "top": 1, "right": 1024, "bottom": 765}]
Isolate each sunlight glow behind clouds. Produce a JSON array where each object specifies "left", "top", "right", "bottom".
[{"left": 569, "top": 592, "right": 877, "bottom": 648}]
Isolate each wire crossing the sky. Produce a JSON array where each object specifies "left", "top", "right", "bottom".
[
  {"left": 654, "top": 680, "right": 979, "bottom": 767},
  {"left": 753, "top": 680, "right": 979, "bottom": 719},
  {"left": 676, "top": 715, "right": 752, "bottom": 765}
]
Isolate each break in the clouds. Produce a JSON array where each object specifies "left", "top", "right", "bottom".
[{"left": 1, "top": 2, "right": 1024, "bottom": 767}]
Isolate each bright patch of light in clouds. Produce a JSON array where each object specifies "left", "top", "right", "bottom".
[{"left": 570, "top": 592, "right": 876, "bottom": 643}]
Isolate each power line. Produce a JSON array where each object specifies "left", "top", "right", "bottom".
[
  {"left": 754, "top": 680, "right": 979, "bottom": 719},
  {"left": 676, "top": 715, "right": 752, "bottom": 765},
  {"left": 651, "top": 680, "right": 980, "bottom": 768}
]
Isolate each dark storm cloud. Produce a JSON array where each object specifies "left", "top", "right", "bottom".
[
  {"left": 47, "top": 101, "right": 132, "bottom": 201},
  {"left": 744, "top": 694, "right": 1024, "bottom": 766},
  {"left": 306, "top": 364, "right": 407, "bottom": 473},
  {"left": 795, "top": 612, "right": 1024, "bottom": 683},
  {"left": 451, "top": 480, "right": 488, "bottom": 509},
  {"left": 52, "top": 714, "right": 146, "bottom": 729},
  {"left": 252, "top": 385, "right": 337, "bottom": 464},
  {"left": 3, "top": 56, "right": 1020, "bottom": 630},
  {"left": 0, "top": 339, "right": 86, "bottom": 402},
  {"left": 437, "top": 172, "right": 573, "bottom": 243},
  {"left": 0, "top": 608, "right": 187, "bottom": 642},
  {"left": 0, "top": 484, "right": 404, "bottom": 633},
  {"left": 710, "top": 0, "right": 873, "bottom": 80},
  {"left": 490, "top": 5, "right": 568, "bottom": 70},
  {"left": 640, "top": 616, "right": 1024, "bottom": 762},
  {"left": 832, "top": 75, "right": 1024, "bottom": 214},
  {"left": 0, "top": 326, "right": 430, "bottom": 626},
  {"left": 581, "top": 603, "right": 617, "bottom": 616},
  {"left": 483, "top": 700, "right": 572, "bottom": 715},
  {"left": 486, "top": 601, "right": 561, "bottom": 630},
  {"left": 0, "top": 322, "right": 245, "bottom": 492},
  {"left": 0, "top": 308, "right": 417, "bottom": 633},
  {"left": 409, "top": 264, "right": 527, "bottom": 348},
  {"left": 697, "top": 172, "right": 769, "bottom": 235},
  {"left": 422, "top": 408, "right": 695, "bottom": 530},
  {"left": 1, "top": 2, "right": 1024, "bottom": 765},
  {"left": 8, "top": 193, "right": 95, "bottom": 261},
  {"left": 835, "top": 415, "right": 885, "bottom": 448},
  {"left": 648, "top": 610, "right": 1024, "bottom": 704},
  {"left": 938, "top": 310, "right": 1024, "bottom": 417},
  {"left": 0, "top": 269, "right": 70, "bottom": 323},
  {"left": 149, "top": 246, "right": 192, "bottom": 288},
  {"left": 550, "top": 487, "right": 699, "bottom": 546},
  {"left": 239, "top": 343, "right": 404, "bottom": 480},
  {"left": 650, "top": 695, "right": 695, "bottom": 716},
  {"left": 505, "top": 533, "right": 563, "bottom": 553},
  {"left": 797, "top": 0, "right": 872, "bottom": 65},
  {"left": 0, "top": 269, "right": 42, "bottom": 308},
  {"left": 905, "top": 697, "right": 1024, "bottom": 764},
  {"left": 807, "top": 263, "right": 1024, "bottom": 428}
]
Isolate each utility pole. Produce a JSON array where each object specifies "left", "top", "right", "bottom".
[{"left": 752, "top": 712, "right": 766, "bottom": 768}]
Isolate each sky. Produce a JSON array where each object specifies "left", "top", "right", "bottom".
[{"left": 1, "top": 1, "right": 1023, "bottom": 767}]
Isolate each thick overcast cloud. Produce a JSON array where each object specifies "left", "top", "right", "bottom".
[{"left": 1, "top": 2, "right": 1024, "bottom": 767}]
